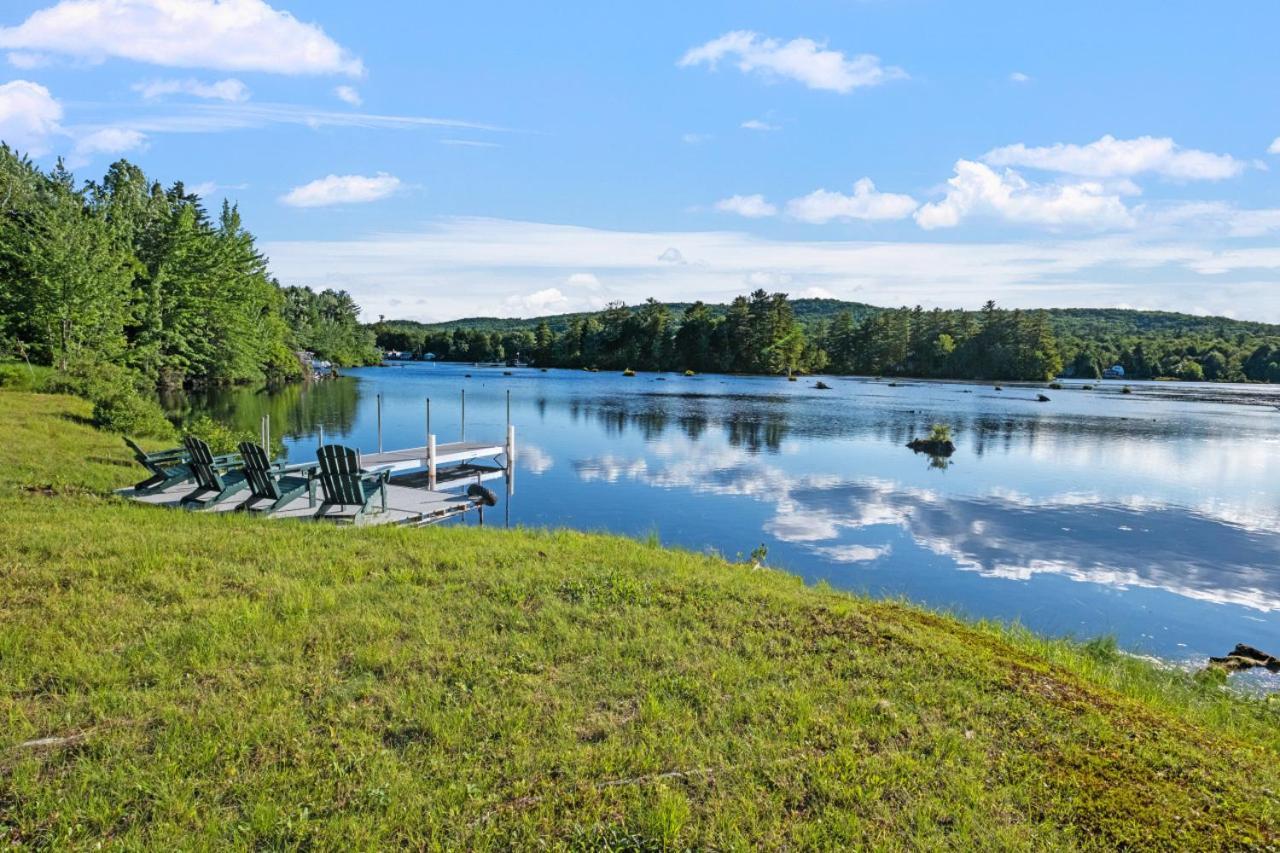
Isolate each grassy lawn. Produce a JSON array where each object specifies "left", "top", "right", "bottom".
[{"left": 1, "top": 389, "right": 1278, "bottom": 849}]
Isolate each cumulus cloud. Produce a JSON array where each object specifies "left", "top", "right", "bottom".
[
  {"left": 279, "top": 172, "right": 400, "bottom": 207},
  {"left": 1009, "top": 71, "right": 1031, "bottom": 83},
  {"left": 68, "top": 127, "right": 148, "bottom": 166},
  {"left": 786, "top": 178, "right": 918, "bottom": 223},
  {"left": 715, "top": 193, "right": 777, "bottom": 218},
  {"left": 0, "top": 0, "right": 363, "bottom": 76},
  {"left": 914, "top": 160, "right": 1134, "bottom": 230},
  {"left": 679, "top": 30, "right": 906, "bottom": 94},
  {"left": 133, "top": 77, "right": 249, "bottom": 102},
  {"left": 6, "top": 52, "right": 49, "bottom": 69},
  {"left": 1270, "top": 138, "right": 1280, "bottom": 155},
  {"left": 501, "top": 287, "right": 570, "bottom": 315},
  {"left": 0, "top": 79, "right": 62, "bottom": 155},
  {"left": 334, "top": 85, "right": 361, "bottom": 107},
  {"left": 983, "top": 135, "right": 1244, "bottom": 180}
]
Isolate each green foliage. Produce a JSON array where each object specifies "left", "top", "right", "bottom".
[
  {"left": 382, "top": 295, "right": 1280, "bottom": 384},
  {"left": 0, "top": 148, "right": 374, "bottom": 392},
  {"left": 928, "top": 423, "right": 953, "bottom": 444}
]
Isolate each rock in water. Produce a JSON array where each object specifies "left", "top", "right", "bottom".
[
  {"left": 1209, "top": 644, "right": 1280, "bottom": 672},
  {"left": 814, "top": 381, "right": 832, "bottom": 390},
  {"left": 1037, "top": 393, "right": 1051, "bottom": 402}
]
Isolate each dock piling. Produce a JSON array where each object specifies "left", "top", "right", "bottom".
[
  {"left": 376, "top": 392, "right": 383, "bottom": 453},
  {"left": 428, "top": 434, "right": 437, "bottom": 490}
]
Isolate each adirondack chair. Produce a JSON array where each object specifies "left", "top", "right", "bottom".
[
  {"left": 314, "top": 444, "right": 388, "bottom": 523},
  {"left": 123, "top": 437, "right": 193, "bottom": 493},
  {"left": 179, "top": 435, "right": 248, "bottom": 508},
  {"left": 236, "top": 441, "right": 316, "bottom": 513}
]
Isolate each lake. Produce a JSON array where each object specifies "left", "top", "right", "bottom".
[{"left": 171, "top": 363, "right": 1280, "bottom": 689}]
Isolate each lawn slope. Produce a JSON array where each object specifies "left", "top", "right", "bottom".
[{"left": 1, "top": 390, "right": 1277, "bottom": 849}]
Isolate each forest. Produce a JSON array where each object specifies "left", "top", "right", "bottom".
[
  {"left": 0, "top": 149, "right": 378, "bottom": 433},
  {"left": 376, "top": 297, "right": 1280, "bottom": 383}
]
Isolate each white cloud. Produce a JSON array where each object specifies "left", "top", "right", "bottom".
[
  {"left": 67, "top": 126, "right": 148, "bottom": 166},
  {"left": 983, "top": 135, "right": 1244, "bottom": 180},
  {"left": 334, "top": 85, "right": 361, "bottom": 107},
  {"left": 681, "top": 132, "right": 710, "bottom": 144},
  {"left": 1269, "top": 138, "right": 1280, "bottom": 155},
  {"left": 133, "top": 77, "right": 249, "bottom": 102},
  {"left": 102, "top": 102, "right": 504, "bottom": 135},
  {"left": 679, "top": 30, "right": 906, "bottom": 94},
  {"left": 279, "top": 172, "right": 400, "bottom": 207},
  {"left": 0, "top": 79, "right": 62, "bottom": 156},
  {"left": 188, "top": 180, "right": 247, "bottom": 198},
  {"left": 261, "top": 216, "right": 1276, "bottom": 324},
  {"left": 439, "top": 138, "right": 500, "bottom": 148},
  {"left": 914, "top": 160, "right": 1134, "bottom": 230},
  {"left": 1009, "top": 71, "right": 1031, "bottom": 83},
  {"left": 7, "top": 52, "right": 49, "bottom": 69},
  {"left": 786, "top": 178, "right": 918, "bottom": 223},
  {"left": 501, "top": 287, "right": 570, "bottom": 315},
  {"left": 741, "top": 118, "right": 779, "bottom": 131},
  {"left": 0, "top": 0, "right": 363, "bottom": 76},
  {"left": 815, "top": 543, "right": 892, "bottom": 563},
  {"left": 715, "top": 193, "right": 777, "bottom": 218},
  {"left": 565, "top": 272, "right": 602, "bottom": 288},
  {"left": 658, "top": 247, "right": 686, "bottom": 264}
]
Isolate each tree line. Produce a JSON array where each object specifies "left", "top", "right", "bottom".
[
  {"left": 377, "top": 295, "right": 1280, "bottom": 383},
  {"left": 0, "top": 149, "right": 378, "bottom": 387},
  {"left": 375, "top": 293, "right": 1068, "bottom": 381}
]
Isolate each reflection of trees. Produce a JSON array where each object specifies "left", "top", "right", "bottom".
[
  {"left": 160, "top": 378, "right": 360, "bottom": 440},
  {"left": 726, "top": 413, "right": 788, "bottom": 452}
]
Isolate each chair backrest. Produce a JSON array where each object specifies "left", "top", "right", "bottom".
[
  {"left": 316, "top": 444, "right": 367, "bottom": 505},
  {"left": 182, "top": 435, "right": 222, "bottom": 491},
  {"left": 123, "top": 437, "right": 152, "bottom": 469},
  {"left": 238, "top": 441, "right": 279, "bottom": 500}
]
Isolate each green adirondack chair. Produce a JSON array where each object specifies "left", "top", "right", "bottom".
[
  {"left": 179, "top": 435, "right": 248, "bottom": 508},
  {"left": 123, "top": 437, "right": 193, "bottom": 493},
  {"left": 236, "top": 441, "right": 316, "bottom": 513},
  {"left": 314, "top": 444, "right": 388, "bottom": 523}
]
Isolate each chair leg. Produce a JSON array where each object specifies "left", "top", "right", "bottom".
[{"left": 268, "top": 483, "right": 308, "bottom": 513}]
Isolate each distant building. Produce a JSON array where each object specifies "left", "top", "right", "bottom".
[{"left": 1103, "top": 365, "right": 1125, "bottom": 379}]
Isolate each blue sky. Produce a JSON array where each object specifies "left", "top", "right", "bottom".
[{"left": 2, "top": 0, "right": 1279, "bottom": 321}]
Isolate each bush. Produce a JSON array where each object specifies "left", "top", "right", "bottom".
[
  {"left": 928, "top": 423, "right": 953, "bottom": 444},
  {"left": 92, "top": 387, "right": 174, "bottom": 438},
  {"left": 183, "top": 415, "right": 259, "bottom": 455}
]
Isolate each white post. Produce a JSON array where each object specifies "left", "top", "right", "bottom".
[
  {"left": 506, "top": 424, "right": 516, "bottom": 497},
  {"left": 424, "top": 398, "right": 431, "bottom": 464},
  {"left": 318, "top": 425, "right": 324, "bottom": 448},
  {"left": 460, "top": 389, "right": 466, "bottom": 442},
  {"left": 260, "top": 416, "right": 267, "bottom": 451},
  {"left": 428, "top": 433, "right": 437, "bottom": 490},
  {"left": 265, "top": 414, "right": 270, "bottom": 456},
  {"left": 376, "top": 392, "right": 383, "bottom": 453}
]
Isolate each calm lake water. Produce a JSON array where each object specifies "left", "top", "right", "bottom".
[{"left": 172, "top": 362, "right": 1280, "bottom": 689}]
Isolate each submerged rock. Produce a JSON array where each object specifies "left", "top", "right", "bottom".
[
  {"left": 1037, "top": 393, "right": 1051, "bottom": 402},
  {"left": 1209, "top": 644, "right": 1280, "bottom": 672},
  {"left": 814, "top": 381, "right": 832, "bottom": 390}
]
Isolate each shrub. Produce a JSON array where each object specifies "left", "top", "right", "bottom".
[
  {"left": 92, "top": 387, "right": 174, "bottom": 438},
  {"left": 928, "top": 423, "right": 953, "bottom": 444}
]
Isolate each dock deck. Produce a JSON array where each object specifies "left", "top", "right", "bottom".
[
  {"left": 361, "top": 440, "right": 506, "bottom": 473},
  {"left": 123, "top": 481, "right": 481, "bottom": 527}
]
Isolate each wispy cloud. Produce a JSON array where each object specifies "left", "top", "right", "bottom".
[
  {"left": 0, "top": 0, "right": 363, "bottom": 76},
  {"left": 1009, "top": 71, "right": 1031, "bottom": 83},
  {"left": 741, "top": 118, "right": 779, "bottom": 131},
  {"left": 334, "top": 85, "right": 362, "bottom": 107},
  {"left": 68, "top": 127, "right": 147, "bottom": 167},
  {"left": 984, "top": 135, "right": 1244, "bottom": 181},
  {"left": 679, "top": 30, "right": 906, "bottom": 94},
  {"left": 280, "top": 173, "right": 401, "bottom": 208},
  {"left": 133, "top": 78, "right": 250, "bottom": 102},
  {"left": 261, "top": 217, "right": 1278, "bottom": 324},
  {"left": 439, "top": 138, "right": 501, "bottom": 148}
]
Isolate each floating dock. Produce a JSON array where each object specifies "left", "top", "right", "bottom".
[
  {"left": 121, "top": 390, "right": 516, "bottom": 527},
  {"left": 125, "top": 480, "right": 483, "bottom": 527}
]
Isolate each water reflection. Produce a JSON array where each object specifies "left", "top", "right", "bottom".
[{"left": 162, "top": 378, "right": 360, "bottom": 447}]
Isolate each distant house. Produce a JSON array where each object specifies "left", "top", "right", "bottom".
[{"left": 1103, "top": 365, "right": 1126, "bottom": 379}]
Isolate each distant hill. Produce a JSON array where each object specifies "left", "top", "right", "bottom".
[{"left": 374, "top": 300, "right": 1280, "bottom": 340}]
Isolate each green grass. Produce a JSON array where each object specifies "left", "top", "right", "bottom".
[{"left": 1, "top": 390, "right": 1278, "bottom": 849}]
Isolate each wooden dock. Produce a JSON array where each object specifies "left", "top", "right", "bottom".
[{"left": 124, "top": 481, "right": 482, "bottom": 527}]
